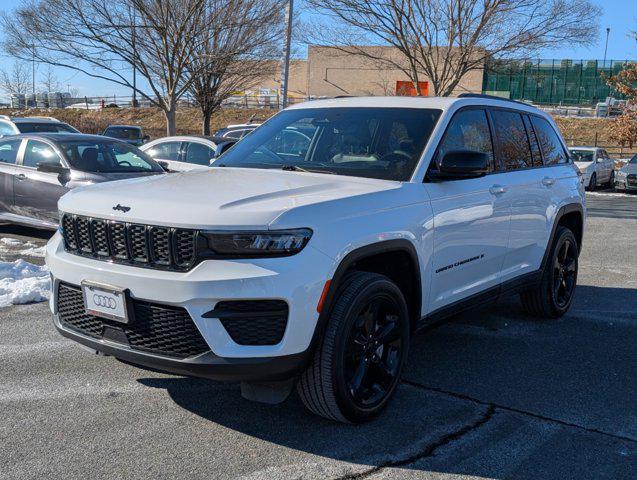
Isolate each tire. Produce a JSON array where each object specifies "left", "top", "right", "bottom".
[
  {"left": 588, "top": 173, "right": 597, "bottom": 191},
  {"left": 520, "top": 226, "right": 578, "bottom": 318},
  {"left": 607, "top": 170, "right": 615, "bottom": 188},
  {"left": 297, "top": 271, "right": 410, "bottom": 423}
]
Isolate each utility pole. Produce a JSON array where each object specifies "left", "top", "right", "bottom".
[
  {"left": 132, "top": 11, "right": 137, "bottom": 108},
  {"left": 32, "top": 44, "right": 35, "bottom": 97},
  {"left": 603, "top": 27, "right": 610, "bottom": 67},
  {"left": 280, "top": 0, "right": 294, "bottom": 109}
]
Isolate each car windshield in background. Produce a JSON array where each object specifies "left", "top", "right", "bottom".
[
  {"left": 104, "top": 127, "right": 142, "bottom": 140},
  {"left": 217, "top": 107, "right": 441, "bottom": 181},
  {"left": 570, "top": 150, "right": 594, "bottom": 162},
  {"left": 17, "top": 122, "right": 78, "bottom": 134},
  {"left": 629, "top": 154, "right": 637, "bottom": 164},
  {"left": 57, "top": 139, "right": 163, "bottom": 173}
]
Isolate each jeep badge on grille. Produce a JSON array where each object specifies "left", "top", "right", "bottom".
[{"left": 113, "top": 204, "right": 131, "bottom": 213}]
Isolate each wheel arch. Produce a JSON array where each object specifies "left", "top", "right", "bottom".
[
  {"left": 316, "top": 240, "right": 422, "bottom": 338},
  {"left": 541, "top": 203, "right": 584, "bottom": 270}
]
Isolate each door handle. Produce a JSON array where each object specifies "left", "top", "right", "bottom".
[
  {"left": 542, "top": 177, "right": 556, "bottom": 187},
  {"left": 489, "top": 184, "right": 506, "bottom": 195},
  {"left": 15, "top": 173, "right": 27, "bottom": 181}
]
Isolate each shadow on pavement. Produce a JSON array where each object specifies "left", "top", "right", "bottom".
[
  {"left": 137, "top": 284, "right": 637, "bottom": 479},
  {"left": 0, "top": 224, "right": 55, "bottom": 241}
]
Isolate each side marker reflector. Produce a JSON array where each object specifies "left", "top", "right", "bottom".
[{"left": 317, "top": 280, "right": 331, "bottom": 314}]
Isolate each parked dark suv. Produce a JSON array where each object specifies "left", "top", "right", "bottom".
[{"left": 0, "top": 133, "right": 165, "bottom": 229}]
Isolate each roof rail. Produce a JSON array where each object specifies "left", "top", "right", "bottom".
[
  {"left": 25, "top": 116, "right": 61, "bottom": 122},
  {"left": 457, "top": 93, "right": 528, "bottom": 105}
]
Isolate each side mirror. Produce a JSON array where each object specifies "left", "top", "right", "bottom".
[
  {"left": 37, "top": 162, "right": 70, "bottom": 175},
  {"left": 143, "top": 135, "right": 150, "bottom": 142},
  {"left": 431, "top": 150, "right": 490, "bottom": 180}
]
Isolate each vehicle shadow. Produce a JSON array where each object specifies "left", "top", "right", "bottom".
[{"left": 137, "top": 284, "right": 637, "bottom": 479}]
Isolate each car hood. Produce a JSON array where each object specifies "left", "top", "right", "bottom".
[
  {"left": 58, "top": 167, "right": 401, "bottom": 229},
  {"left": 575, "top": 161, "right": 593, "bottom": 170},
  {"left": 620, "top": 163, "right": 637, "bottom": 174}
]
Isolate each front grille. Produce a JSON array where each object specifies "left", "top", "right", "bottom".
[
  {"left": 61, "top": 214, "right": 198, "bottom": 271},
  {"left": 57, "top": 283, "right": 210, "bottom": 359},
  {"left": 211, "top": 300, "right": 288, "bottom": 346}
]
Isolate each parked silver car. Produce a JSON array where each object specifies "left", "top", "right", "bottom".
[
  {"left": 0, "top": 133, "right": 165, "bottom": 229},
  {"left": 140, "top": 135, "right": 236, "bottom": 171},
  {"left": 0, "top": 115, "right": 79, "bottom": 137},
  {"left": 614, "top": 154, "right": 637, "bottom": 192}
]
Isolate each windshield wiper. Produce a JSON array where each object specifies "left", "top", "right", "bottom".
[{"left": 281, "top": 165, "right": 336, "bottom": 174}]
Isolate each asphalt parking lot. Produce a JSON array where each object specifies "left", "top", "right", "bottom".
[{"left": 1, "top": 191, "right": 636, "bottom": 480}]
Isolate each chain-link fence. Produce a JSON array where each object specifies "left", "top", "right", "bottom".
[{"left": 483, "top": 59, "right": 631, "bottom": 107}]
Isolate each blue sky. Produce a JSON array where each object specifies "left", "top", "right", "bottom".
[{"left": 0, "top": 0, "right": 635, "bottom": 97}]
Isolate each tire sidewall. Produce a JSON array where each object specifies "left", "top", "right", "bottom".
[
  {"left": 547, "top": 228, "right": 578, "bottom": 316},
  {"left": 329, "top": 278, "right": 410, "bottom": 423}
]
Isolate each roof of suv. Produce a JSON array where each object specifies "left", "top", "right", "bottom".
[
  {"left": 5, "top": 133, "right": 125, "bottom": 142},
  {"left": 286, "top": 95, "right": 543, "bottom": 115},
  {"left": 6, "top": 116, "right": 63, "bottom": 124}
]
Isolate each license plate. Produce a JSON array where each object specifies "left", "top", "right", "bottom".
[{"left": 82, "top": 281, "right": 129, "bottom": 323}]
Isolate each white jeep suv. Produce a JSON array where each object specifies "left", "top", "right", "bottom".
[{"left": 46, "top": 95, "right": 585, "bottom": 423}]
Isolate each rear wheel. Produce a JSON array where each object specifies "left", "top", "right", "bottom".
[
  {"left": 297, "top": 271, "right": 410, "bottom": 423},
  {"left": 521, "top": 226, "right": 578, "bottom": 318}
]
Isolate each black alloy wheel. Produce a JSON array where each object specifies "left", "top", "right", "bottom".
[
  {"left": 552, "top": 237, "right": 577, "bottom": 309},
  {"left": 344, "top": 295, "right": 404, "bottom": 409}
]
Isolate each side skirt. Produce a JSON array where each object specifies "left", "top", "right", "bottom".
[{"left": 416, "top": 270, "right": 542, "bottom": 331}]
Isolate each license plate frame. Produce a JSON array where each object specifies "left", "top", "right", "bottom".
[{"left": 81, "top": 281, "right": 130, "bottom": 324}]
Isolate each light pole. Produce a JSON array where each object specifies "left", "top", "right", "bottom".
[{"left": 280, "top": 0, "right": 294, "bottom": 109}]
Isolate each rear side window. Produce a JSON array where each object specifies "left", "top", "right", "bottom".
[
  {"left": 184, "top": 142, "right": 215, "bottom": 166},
  {"left": 491, "top": 110, "right": 532, "bottom": 170},
  {"left": 522, "top": 115, "right": 543, "bottom": 167},
  {"left": 0, "top": 122, "right": 16, "bottom": 136},
  {"left": 0, "top": 139, "right": 21, "bottom": 164},
  {"left": 145, "top": 141, "right": 181, "bottom": 161},
  {"left": 434, "top": 109, "right": 494, "bottom": 171},
  {"left": 530, "top": 117, "right": 568, "bottom": 165}
]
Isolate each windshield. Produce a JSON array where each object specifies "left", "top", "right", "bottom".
[
  {"left": 629, "top": 154, "right": 637, "bottom": 164},
  {"left": 569, "top": 150, "right": 595, "bottom": 162},
  {"left": 57, "top": 139, "right": 163, "bottom": 173},
  {"left": 104, "top": 126, "right": 142, "bottom": 140},
  {"left": 216, "top": 107, "right": 441, "bottom": 181},
  {"left": 17, "top": 122, "right": 79, "bottom": 134}
]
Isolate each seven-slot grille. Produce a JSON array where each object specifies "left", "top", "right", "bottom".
[
  {"left": 61, "top": 214, "right": 197, "bottom": 271},
  {"left": 56, "top": 282, "right": 210, "bottom": 359}
]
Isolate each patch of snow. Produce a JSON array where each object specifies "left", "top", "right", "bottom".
[
  {"left": 0, "top": 237, "right": 46, "bottom": 258},
  {"left": 0, "top": 259, "right": 50, "bottom": 307},
  {"left": 586, "top": 191, "right": 636, "bottom": 198}
]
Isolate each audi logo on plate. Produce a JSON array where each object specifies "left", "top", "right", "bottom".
[{"left": 93, "top": 294, "right": 117, "bottom": 309}]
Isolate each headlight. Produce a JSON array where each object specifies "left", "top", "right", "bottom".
[
  {"left": 616, "top": 170, "right": 628, "bottom": 178},
  {"left": 199, "top": 229, "right": 312, "bottom": 258}
]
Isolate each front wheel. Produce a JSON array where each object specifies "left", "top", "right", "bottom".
[
  {"left": 297, "top": 271, "right": 410, "bottom": 423},
  {"left": 608, "top": 170, "right": 615, "bottom": 187},
  {"left": 588, "top": 173, "right": 597, "bottom": 191}
]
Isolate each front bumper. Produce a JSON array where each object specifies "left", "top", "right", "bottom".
[
  {"left": 614, "top": 177, "right": 637, "bottom": 191},
  {"left": 53, "top": 314, "right": 309, "bottom": 381},
  {"left": 46, "top": 231, "right": 334, "bottom": 377}
]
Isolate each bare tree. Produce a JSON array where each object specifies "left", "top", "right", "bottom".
[
  {"left": 0, "top": 61, "right": 31, "bottom": 96},
  {"left": 40, "top": 65, "right": 61, "bottom": 92},
  {"left": 188, "top": 0, "right": 284, "bottom": 135},
  {"left": 306, "top": 0, "right": 601, "bottom": 96},
  {"left": 1, "top": 0, "right": 215, "bottom": 135}
]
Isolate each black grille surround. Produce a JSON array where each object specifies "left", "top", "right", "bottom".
[
  {"left": 61, "top": 213, "right": 197, "bottom": 271},
  {"left": 56, "top": 282, "right": 210, "bottom": 359},
  {"left": 205, "top": 300, "right": 289, "bottom": 346}
]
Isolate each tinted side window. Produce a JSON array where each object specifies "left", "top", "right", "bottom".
[
  {"left": 523, "top": 115, "right": 543, "bottom": 167},
  {"left": 22, "top": 140, "right": 62, "bottom": 168},
  {"left": 492, "top": 110, "right": 532, "bottom": 170},
  {"left": 145, "top": 141, "right": 181, "bottom": 161},
  {"left": 530, "top": 117, "right": 568, "bottom": 165},
  {"left": 434, "top": 109, "right": 494, "bottom": 171},
  {"left": 0, "top": 140, "right": 21, "bottom": 164},
  {"left": 184, "top": 142, "right": 214, "bottom": 166}
]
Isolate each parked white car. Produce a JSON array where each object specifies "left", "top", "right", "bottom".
[
  {"left": 569, "top": 147, "right": 615, "bottom": 190},
  {"left": 47, "top": 95, "right": 584, "bottom": 423},
  {"left": 140, "top": 135, "right": 235, "bottom": 171}
]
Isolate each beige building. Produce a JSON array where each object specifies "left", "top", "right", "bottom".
[{"left": 249, "top": 45, "right": 484, "bottom": 100}]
